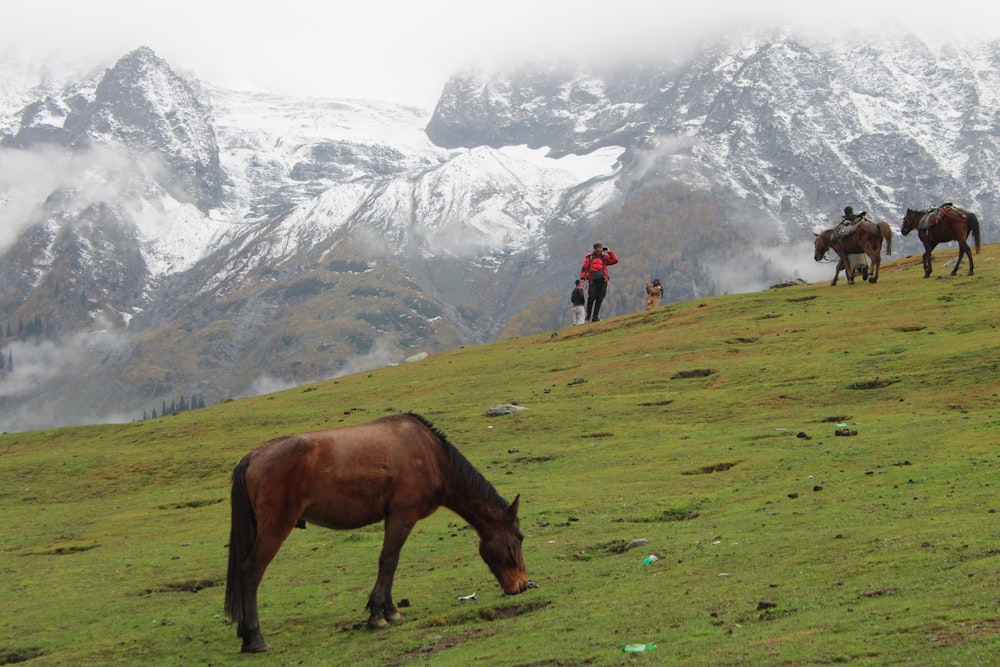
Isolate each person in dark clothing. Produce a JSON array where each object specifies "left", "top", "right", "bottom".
[
  {"left": 570, "top": 279, "right": 586, "bottom": 325},
  {"left": 579, "top": 242, "right": 619, "bottom": 322},
  {"left": 834, "top": 206, "right": 867, "bottom": 240},
  {"left": 841, "top": 206, "right": 865, "bottom": 225}
]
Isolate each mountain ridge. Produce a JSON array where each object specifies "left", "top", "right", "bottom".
[{"left": 1, "top": 32, "right": 998, "bottom": 432}]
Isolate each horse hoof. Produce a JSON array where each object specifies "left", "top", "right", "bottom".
[
  {"left": 368, "top": 618, "right": 390, "bottom": 629},
  {"left": 387, "top": 611, "right": 404, "bottom": 622},
  {"left": 241, "top": 640, "right": 272, "bottom": 653}
]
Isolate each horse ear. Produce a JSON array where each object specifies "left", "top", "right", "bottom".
[
  {"left": 507, "top": 494, "right": 521, "bottom": 520},
  {"left": 813, "top": 231, "right": 820, "bottom": 237}
]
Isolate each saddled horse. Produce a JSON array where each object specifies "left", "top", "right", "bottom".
[
  {"left": 901, "top": 204, "right": 981, "bottom": 277},
  {"left": 225, "top": 412, "right": 534, "bottom": 653},
  {"left": 814, "top": 218, "right": 893, "bottom": 285}
]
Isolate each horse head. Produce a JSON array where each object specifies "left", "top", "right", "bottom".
[
  {"left": 813, "top": 231, "right": 829, "bottom": 261},
  {"left": 900, "top": 209, "right": 921, "bottom": 235},
  {"left": 478, "top": 494, "right": 535, "bottom": 594}
]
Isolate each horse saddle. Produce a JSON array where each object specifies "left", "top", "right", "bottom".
[
  {"left": 832, "top": 223, "right": 859, "bottom": 241},
  {"left": 919, "top": 204, "right": 964, "bottom": 231},
  {"left": 832, "top": 213, "right": 871, "bottom": 240}
]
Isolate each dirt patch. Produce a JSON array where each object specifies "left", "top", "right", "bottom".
[
  {"left": 512, "top": 455, "right": 557, "bottom": 464},
  {"left": 0, "top": 648, "right": 45, "bottom": 665},
  {"left": 786, "top": 295, "right": 819, "bottom": 303},
  {"left": 143, "top": 578, "right": 216, "bottom": 595},
  {"left": 477, "top": 600, "right": 552, "bottom": 621},
  {"left": 396, "top": 628, "right": 488, "bottom": 661},
  {"left": 726, "top": 336, "right": 760, "bottom": 344},
  {"left": 860, "top": 587, "right": 895, "bottom": 597},
  {"left": 821, "top": 415, "right": 852, "bottom": 423},
  {"left": 638, "top": 399, "right": 673, "bottom": 406},
  {"left": 682, "top": 462, "right": 738, "bottom": 475},
  {"left": 930, "top": 617, "right": 1000, "bottom": 647},
  {"left": 24, "top": 543, "right": 99, "bottom": 556},
  {"left": 894, "top": 325, "right": 926, "bottom": 332},
  {"left": 672, "top": 368, "right": 715, "bottom": 379},
  {"left": 158, "top": 498, "right": 223, "bottom": 510},
  {"left": 629, "top": 505, "right": 701, "bottom": 523},
  {"left": 847, "top": 378, "right": 900, "bottom": 390}
]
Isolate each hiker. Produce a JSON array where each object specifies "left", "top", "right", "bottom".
[
  {"left": 645, "top": 279, "right": 663, "bottom": 310},
  {"left": 579, "top": 242, "right": 619, "bottom": 322},
  {"left": 570, "top": 279, "right": 586, "bottom": 325}
]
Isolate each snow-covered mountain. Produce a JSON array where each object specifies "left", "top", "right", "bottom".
[{"left": 1, "top": 32, "right": 997, "bottom": 432}]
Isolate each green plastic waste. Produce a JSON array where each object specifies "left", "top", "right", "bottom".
[{"left": 622, "top": 643, "right": 657, "bottom": 653}]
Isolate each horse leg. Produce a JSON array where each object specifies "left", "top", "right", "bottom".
[
  {"left": 959, "top": 239, "right": 974, "bottom": 275},
  {"left": 869, "top": 252, "right": 879, "bottom": 283},
  {"left": 840, "top": 251, "right": 855, "bottom": 284},
  {"left": 831, "top": 258, "right": 844, "bottom": 286},
  {"left": 236, "top": 525, "right": 295, "bottom": 652},
  {"left": 367, "top": 516, "right": 416, "bottom": 628},
  {"left": 922, "top": 247, "right": 933, "bottom": 278},
  {"left": 866, "top": 243, "right": 879, "bottom": 283}
]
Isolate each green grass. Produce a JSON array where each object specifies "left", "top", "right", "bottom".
[{"left": 2, "top": 247, "right": 999, "bottom": 666}]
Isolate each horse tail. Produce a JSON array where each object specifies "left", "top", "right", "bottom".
[
  {"left": 878, "top": 221, "right": 892, "bottom": 255},
  {"left": 967, "top": 212, "right": 982, "bottom": 253},
  {"left": 225, "top": 454, "right": 256, "bottom": 627}
]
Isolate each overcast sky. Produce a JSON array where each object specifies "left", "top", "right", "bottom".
[{"left": 3, "top": 0, "right": 999, "bottom": 108}]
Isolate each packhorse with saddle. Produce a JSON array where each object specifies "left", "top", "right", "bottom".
[
  {"left": 900, "top": 203, "right": 981, "bottom": 278},
  {"left": 814, "top": 207, "right": 893, "bottom": 286}
]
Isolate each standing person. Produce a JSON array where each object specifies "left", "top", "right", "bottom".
[
  {"left": 645, "top": 279, "right": 663, "bottom": 310},
  {"left": 570, "top": 279, "right": 586, "bottom": 325},
  {"left": 579, "top": 242, "right": 619, "bottom": 322}
]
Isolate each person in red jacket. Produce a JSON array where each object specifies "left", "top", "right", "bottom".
[{"left": 579, "top": 242, "right": 619, "bottom": 322}]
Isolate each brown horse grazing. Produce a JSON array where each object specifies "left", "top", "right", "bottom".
[
  {"left": 901, "top": 205, "right": 981, "bottom": 278},
  {"left": 225, "top": 412, "right": 534, "bottom": 653},
  {"left": 813, "top": 219, "right": 893, "bottom": 285}
]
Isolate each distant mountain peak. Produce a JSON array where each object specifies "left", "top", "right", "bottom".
[{"left": 2, "top": 31, "right": 1000, "bottom": 432}]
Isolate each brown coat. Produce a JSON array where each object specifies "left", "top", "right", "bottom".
[{"left": 645, "top": 282, "right": 663, "bottom": 310}]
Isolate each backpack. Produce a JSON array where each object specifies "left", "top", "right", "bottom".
[{"left": 587, "top": 254, "right": 607, "bottom": 282}]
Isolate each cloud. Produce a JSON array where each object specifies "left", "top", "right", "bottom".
[
  {"left": 0, "top": 318, "right": 130, "bottom": 433},
  {"left": 3, "top": 1, "right": 999, "bottom": 108},
  {"left": 0, "top": 144, "right": 143, "bottom": 253}
]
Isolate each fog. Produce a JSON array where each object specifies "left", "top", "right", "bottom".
[
  {"left": 0, "top": 145, "right": 147, "bottom": 254},
  {"left": 2, "top": 1, "right": 998, "bottom": 108}
]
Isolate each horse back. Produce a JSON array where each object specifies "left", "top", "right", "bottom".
[{"left": 245, "top": 415, "right": 445, "bottom": 530}]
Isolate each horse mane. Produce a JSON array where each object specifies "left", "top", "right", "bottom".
[{"left": 403, "top": 412, "right": 510, "bottom": 510}]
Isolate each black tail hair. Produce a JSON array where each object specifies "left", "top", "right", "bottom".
[{"left": 224, "top": 455, "right": 256, "bottom": 627}]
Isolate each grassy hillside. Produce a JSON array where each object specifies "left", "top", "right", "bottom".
[{"left": 2, "top": 245, "right": 998, "bottom": 666}]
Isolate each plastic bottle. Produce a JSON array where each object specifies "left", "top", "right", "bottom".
[{"left": 622, "top": 643, "right": 657, "bottom": 653}]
